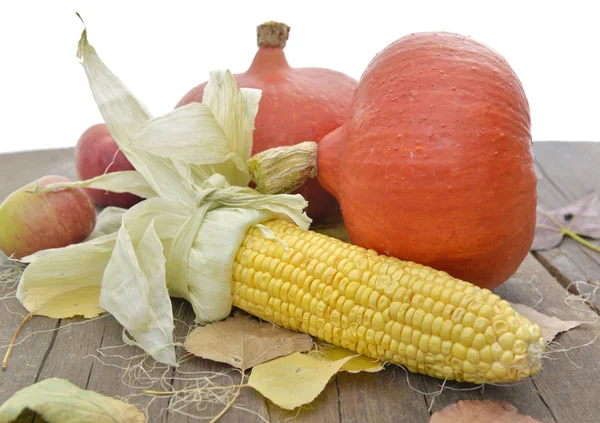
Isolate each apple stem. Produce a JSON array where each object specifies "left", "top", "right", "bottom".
[{"left": 2, "top": 311, "right": 34, "bottom": 371}]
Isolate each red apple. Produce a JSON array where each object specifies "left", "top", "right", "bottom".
[
  {"left": 75, "top": 124, "right": 142, "bottom": 208},
  {"left": 0, "top": 175, "right": 97, "bottom": 259}
]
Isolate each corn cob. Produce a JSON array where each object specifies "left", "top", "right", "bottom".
[{"left": 232, "top": 220, "right": 544, "bottom": 384}]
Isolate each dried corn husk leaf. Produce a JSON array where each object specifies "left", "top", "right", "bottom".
[
  {"left": 202, "top": 71, "right": 260, "bottom": 173},
  {"left": 430, "top": 400, "right": 541, "bottom": 423},
  {"left": 15, "top": 23, "right": 310, "bottom": 365},
  {"left": 100, "top": 220, "right": 176, "bottom": 366},
  {"left": 512, "top": 303, "right": 584, "bottom": 343},
  {"left": 39, "top": 170, "right": 157, "bottom": 200},
  {"left": 16, "top": 234, "right": 115, "bottom": 318},
  {"left": 248, "top": 352, "right": 355, "bottom": 410},
  {"left": 315, "top": 346, "right": 384, "bottom": 373},
  {"left": 77, "top": 27, "right": 196, "bottom": 205},
  {"left": 86, "top": 206, "right": 127, "bottom": 240},
  {"left": 184, "top": 312, "right": 313, "bottom": 369},
  {"left": 0, "top": 378, "right": 145, "bottom": 423}
]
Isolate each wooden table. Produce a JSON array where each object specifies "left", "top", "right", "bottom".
[{"left": 1, "top": 142, "right": 599, "bottom": 422}]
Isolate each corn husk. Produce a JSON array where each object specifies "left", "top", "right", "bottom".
[{"left": 16, "top": 24, "right": 310, "bottom": 366}]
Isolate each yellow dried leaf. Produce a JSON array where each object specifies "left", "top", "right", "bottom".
[
  {"left": 247, "top": 351, "right": 355, "bottom": 410},
  {"left": 0, "top": 378, "right": 145, "bottom": 423},
  {"left": 314, "top": 345, "right": 384, "bottom": 373},
  {"left": 184, "top": 312, "right": 313, "bottom": 369},
  {"left": 430, "top": 400, "right": 542, "bottom": 423}
]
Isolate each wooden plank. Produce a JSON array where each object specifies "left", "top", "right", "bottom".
[
  {"left": 36, "top": 316, "right": 108, "bottom": 389},
  {"left": 0, "top": 148, "right": 77, "bottom": 200},
  {"left": 338, "top": 368, "right": 429, "bottom": 423},
  {"left": 493, "top": 254, "right": 599, "bottom": 422},
  {"left": 0, "top": 148, "right": 76, "bottom": 405},
  {"left": 267, "top": 379, "right": 340, "bottom": 423},
  {"left": 0, "top": 290, "right": 58, "bottom": 404},
  {"left": 533, "top": 142, "right": 600, "bottom": 309},
  {"left": 84, "top": 314, "right": 171, "bottom": 423}
]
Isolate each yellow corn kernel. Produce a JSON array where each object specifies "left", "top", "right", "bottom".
[
  {"left": 498, "top": 332, "right": 516, "bottom": 351},
  {"left": 462, "top": 312, "right": 477, "bottom": 328},
  {"left": 471, "top": 333, "right": 487, "bottom": 350},
  {"left": 232, "top": 220, "right": 544, "bottom": 384},
  {"left": 480, "top": 346, "right": 493, "bottom": 363},
  {"left": 459, "top": 327, "right": 476, "bottom": 347},
  {"left": 466, "top": 347, "right": 480, "bottom": 364}
]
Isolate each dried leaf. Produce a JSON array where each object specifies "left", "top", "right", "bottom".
[
  {"left": 430, "top": 400, "right": 541, "bottom": 423},
  {"left": 512, "top": 303, "right": 584, "bottom": 343},
  {"left": 184, "top": 313, "right": 313, "bottom": 369},
  {"left": 315, "top": 346, "right": 384, "bottom": 373},
  {"left": 532, "top": 191, "right": 600, "bottom": 250},
  {"left": 0, "top": 378, "right": 145, "bottom": 423},
  {"left": 248, "top": 352, "right": 355, "bottom": 410}
]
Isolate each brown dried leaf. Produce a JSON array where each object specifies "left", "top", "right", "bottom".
[
  {"left": 512, "top": 303, "right": 584, "bottom": 343},
  {"left": 430, "top": 400, "right": 542, "bottom": 423},
  {"left": 532, "top": 191, "right": 600, "bottom": 250},
  {"left": 184, "top": 312, "right": 313, "bottom": 369}
]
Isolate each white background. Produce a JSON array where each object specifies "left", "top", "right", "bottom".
[{"left": 1, "top": 0, "right": 598, "bottom": 154}]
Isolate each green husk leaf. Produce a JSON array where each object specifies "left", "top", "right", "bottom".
[{"left": 0, "top": 378, "right": 145, "bottom": 423}]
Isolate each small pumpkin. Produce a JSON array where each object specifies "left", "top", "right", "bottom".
[{"left": 177, "top": 21, "right": 358, "bottom": 222}]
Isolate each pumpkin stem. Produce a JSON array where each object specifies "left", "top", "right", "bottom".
[
  {"left": 248, "top": 142, "right": 318, "bottom": 195},
  {"left": 257, "top": 21, "right": 290, "bottom": 48}
]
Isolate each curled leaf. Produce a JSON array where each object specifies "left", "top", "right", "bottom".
[
  {"left": 184, "top": 312, "right": 313, "bottom": 369},
  {"left": 247, "top": 352, "right": 355, "bottom": 410},
  {"left": 0, "top": 378, "right": 145, "bottom": 423},
  {"left": 313, "top": 345, "right": 384, "bottom": 373},
  {"left": 512, "top": 303, "right": 584, "bottom": 343},
  {"left": 430, "top": 400, "right": 541, "bottom": 423}
]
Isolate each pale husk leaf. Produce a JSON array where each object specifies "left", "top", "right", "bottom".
[
  {"left": 100, "top": 220, "right": 176, "bottom": 366},
  {"left": 86, "top": 206, "right": 127, "bottom": 240},
  {"left": 77, "top": 28, "right": 197, "bottom": 205},
  {"left": 38, "top": 171, "right": 157, "bottom": 199},
  {"left": 202, "top": 70, "right": 261, "bottom": 169},
  {"left": 16, "top": 234, "right": 115, "bottom": 318}
]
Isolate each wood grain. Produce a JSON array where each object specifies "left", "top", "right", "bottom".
[{"left": 533, "top": 142, "right": 600, "bottom": 310}]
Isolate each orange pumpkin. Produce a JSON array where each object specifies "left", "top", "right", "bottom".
[
  {"left": 177, "top": 22, "right": 358, "bottom": 222},
  {"left": 253, "top": 32, "right": 537, "bottom": 289}
]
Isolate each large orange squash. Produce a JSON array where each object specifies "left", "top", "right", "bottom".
[{"left": 251, "top": 32, "right": 537, "bottom": 289}]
